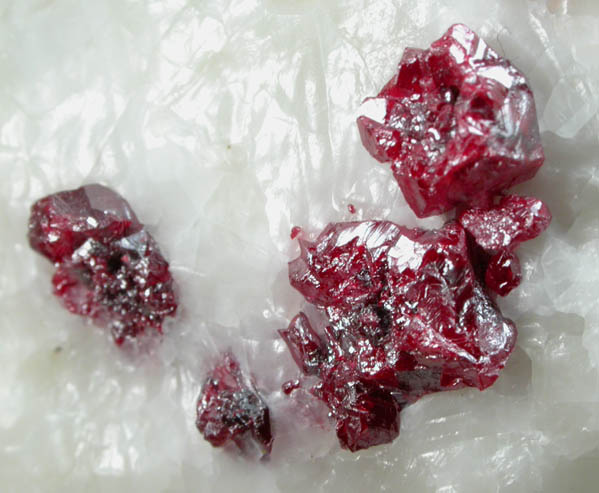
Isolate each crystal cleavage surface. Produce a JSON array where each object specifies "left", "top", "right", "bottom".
[{"left": 458, "top": 195, "right": 552, "bottom": 296}]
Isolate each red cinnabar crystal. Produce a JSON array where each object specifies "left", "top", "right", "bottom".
[
  {"left": 458, "top": 195, "right": 551, "bottom": 252},
  {"left": 484, "top": 249, "right": 521, "bottom": 296},
  {"left": 279, "top": 312, "right": 324, "bottom": 376},
  {"left": 285, "top": 220, "right": 517, "bottom": 451},
  {"left": 282, "top": 379, "right": 301, "bottom": 395},
  {"left": 196, "top": 353, "right": 273, "bottom": 456},
  {"left": 458, "top": 194, "right": 551, "bottom": 295},
  {"left": 28, "top": 184, "right": 177, "bottom": 344},
  {"left": 357, "top": 24, "right": 544, "bottom": 217}
]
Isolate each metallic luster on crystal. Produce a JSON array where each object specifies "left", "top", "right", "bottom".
[
  {"left": 357, "top": 24, "right": 545, "bottom": 217},
  {"left": 28, "top": 184, "right": 177, "bottom": 344},
  {"left": 196, "top": 353, "right": 273, "bottom": 456},
  {"left": 285, "top": 220, "right": 517, "bottom": 451},
  {"left": 459, "top": 194, "right": 551, "bottom": 295}
]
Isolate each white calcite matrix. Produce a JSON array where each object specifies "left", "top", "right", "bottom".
[{"left": 1, "top": 1, "right": 599, "bottom": 491}]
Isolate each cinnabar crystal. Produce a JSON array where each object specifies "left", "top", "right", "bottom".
[
  {"left": 196, "top": 353, "right": 273, "bottom": 456},
  {"left": 28, "top": 184, "right": 177, "bottom": 344},
  {"left": 458, "top": 195, "right": 551, "bottom": 253},
  {"left": 357, "top": 24, "right": 544, "bottom": 217},
  {"left": 285, "top": 220, "right": 517, "bottom": 451},
  {"left": 459, "top": 194, "right": 551, "bottom": 295}
]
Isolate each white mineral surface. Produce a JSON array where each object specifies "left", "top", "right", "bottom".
[{"left": 1, "top": 0, "right": 599, "bottom": 491}]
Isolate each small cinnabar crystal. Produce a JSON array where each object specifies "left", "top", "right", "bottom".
[
  {"left": 278, "top": 312, "right": 324, "bottom": 376},
  {"left": 484, "top": 249, "right": 522, "bottom": 296},
  {"left": 196, "top": 353, "right": 273, "bottom": 456},
  {"left": 458, "top": 195, "right": 552, "bottom": 253},
  {"left": 28, "top": 184, "right": 177, "bottom": 344},
  {"left": 458, "top": 194, "right": 551, "bottom": 296},
  {"left": 284, "top": 220, "right": 517, "bottom": 451},
  {"left": 357, "top": 24, "right": 544, "bottom": 218}
]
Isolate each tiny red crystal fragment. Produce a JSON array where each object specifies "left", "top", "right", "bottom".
[
  {"left": 285, "top": 220, "right": 516, "bottom": 451},
  {"left": 282, "top": 379, "right": 301, "bottom": 395},
  {"left": 28, "top": 184, "right": 177, "bottom": 344},
  {"left": 357, "top": 24, "right": 544, "bottom": 217},
  {"left": 196, "top": 353, "right": 273, "bottom": 456},
  {"left": 290, "top": 226, "right": 302, "bottom": 240},
  {"left": 485, "top": 249, "right": 522, "bottom": 296}
]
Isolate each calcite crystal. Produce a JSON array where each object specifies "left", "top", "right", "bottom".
[
  {"left": 285, "top": 220, "right": 517, "bottom": 451},
  {"left": 357, "top": 24, "right": 544, "bottom": 217},
  {"left": 28, "top": 184, "right": 177, "bottom": 344},
  {"left": 196, "top": 353, "right": 273, "bottom": 456}
]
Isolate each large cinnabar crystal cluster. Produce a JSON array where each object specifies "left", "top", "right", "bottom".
[
  {"left": 282, "top": 24, "right": 551, "bottom": 452},
  {"left": 357, "top": 24, "right": 544, "bottom": 218},
  {"left": 285, "top": 220, "right": 527, "bottom": 451},
  {"left": 28, "top": 184, "right": 177, "bottom": 345}
]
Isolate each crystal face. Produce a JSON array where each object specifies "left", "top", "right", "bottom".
[
  {"left": 357, "top": 24, "right": 544, "bottom": 217},
  {"left": 458, "top": 195, "right": 552, "bottom": 253},
  {"left": 285, "top": 220, "right": 517, "bottom": 451},
  {"left": 484, "top": 249, "right": 522, "bottom": 296},
  {"left": 278, "top": 312, "right": 324, "bottom": 376},
  {"left": 28, "top": 184, "right": 177, "bottom": 344},
  {"left": 196, "top": 353, "right": 273, "bottom": 456}
]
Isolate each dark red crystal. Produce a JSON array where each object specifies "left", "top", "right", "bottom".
[
  {"left": 196, "top": 353, "right": 273, "bottom": 456},
  {"left": 282, "top": 379, "right": 301, "bottom": 395},
  {"left": 278, "top": 312, "right": 324, "bottom": 376},
  {"left": 290, "top": 226, "right": 302, "bottom": 240},
  {"left": 314, "top": 361, "right": 400, "bottom": 452},
  {"left": 285, "top": 220, "right": 516, "bottom": 451},
  {"left": 28, "top": 184, "right": 177, "bottom": 344},
  {"left": 458, "top": 195, "right": 552, "bottom": 253},
  {"left": 357, "top": 24, "right": 544, "bottom": 217},
  {"left": 458, "top": 194, "right": 551, "bottom": 296},
  {"left": 484, "top": 249, "right": 521, "bottom": 296}
]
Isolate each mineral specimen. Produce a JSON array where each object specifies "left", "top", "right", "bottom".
[
  {"left": 196, "top": 353, "right": 273, "bottom": 456},
  {"left": 357, "top": 24, "right": 544, "bottom": 217},
  {"left": 285, "top": 220, "right": 517, "bottom": 451},
  {"left": 28, "top": 184, "right": 177, "bottom": 344}
]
